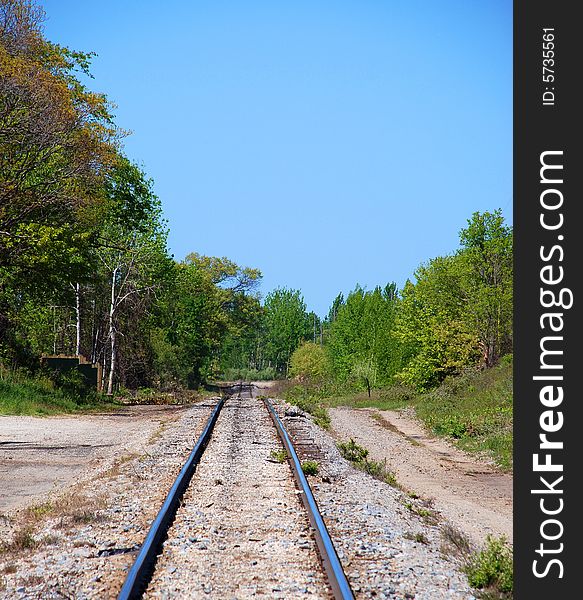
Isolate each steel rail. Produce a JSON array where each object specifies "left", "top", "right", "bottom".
[
  {"left": 117, "top": 397, "right": 225, "bottom": 600},
  {"left": 263, "top": 397, "right": 355, "bottom": 600}
]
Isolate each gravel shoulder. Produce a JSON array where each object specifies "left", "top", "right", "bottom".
[
  {"left": 328, "top": 406, "right": 513, "bottom": 547},
  {"left": 0, "top": 402, "right": 217, "bottom": 598}
]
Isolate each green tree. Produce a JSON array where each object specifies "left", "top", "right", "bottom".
[
  {"left": 394, "top": 210, "right": 512, "bottom": 390},
  {"left": 156, "top": 254, "right": 262, "bottom": 387},
  {"left": 93, "top": 157, "right": 171, "bottom": 393},
  {"left": 263, "top": 288, "right": 310, "bottom": 374},
  {"left": 289, "top": 341, "right": 329, "bottom": 381},
  {"left": 0, "top": 0, "right": 118, "bottom": 362},
  {"left": 459, "top": 210, "right": 513, "bottom": 367},
  {"left": 327, "top": 283, "right": 402, "bottom": 389}
]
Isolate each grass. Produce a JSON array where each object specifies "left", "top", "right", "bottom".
[
  {"left": 280, "top": 383, "right": 331, "bottom": 429},
  {"left": 322, "top": 358, "right": 513, "bottom": 471},
  {"left": 301, "top": 460, "right": 319, "bottom": 475},
  {"left": 413, "top": 360, "right": 513, "bottom": 470},
  {"left": 0, "top": 369, "right": 119, "bottom": 416},
  {"left": 0, "top": 492, "right": 107, "bottom": 556},
  {"left": 337, "top": 438, "right": 400, "bottom": 487},
  {"left": 404, "top": 531, "right": 429, "bottom": 545},
  {"left": 269, "top": 449, "right": 287, "bottom": 464},
  {"left": 441, "top": 525, "right": 513, "bottom": 599}
]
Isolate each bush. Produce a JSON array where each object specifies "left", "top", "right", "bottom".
[
  {"left": 284, "top": 384, "right": 330, "bottom": 429},
  {"left": 464, "top": 536, "right": 513, "bottom": 595},
  {"left": 337, "top": 438, "right": 398, "bottom": 487},
  {"left": 301, "top": 460, "right": 319, "bottom": 475},
  {"left": 289, "top": 342, "right": 329, "bottom": 381}
]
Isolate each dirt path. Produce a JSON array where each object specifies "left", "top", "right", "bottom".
[
  {"left": 329, "top": 407, "right": 512, "bottom": 547},
  {"left": 0, "top": 405, "right": 189, "bottom": 512}
]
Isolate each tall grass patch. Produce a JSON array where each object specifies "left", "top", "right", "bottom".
[{"left": 0, "top": 369, "right": 116, "bottom": 416}]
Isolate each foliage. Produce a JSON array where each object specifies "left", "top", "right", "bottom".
[
  {"left": 283, "top": 384, "right": 331, "bottom": 429},
  {"left": 0, "top": 367, "right": 114, "bottom": 415},
  {"left": 221, "top": 366, "right": 277, "bottom": 382},
  {"left": 463, "top": 536, "right": 513, "bottom": 596},
  {"left": 337, "top": 438, "right": 398, "bottom": 486},
  {"left": 289, "top": 341, "right": 329, "bottom": 381},
  {"left": 327, "top": 283, "right": 403, "bottom": 390},
  {"left": 0, "top": 0, "right": 118, "bottom": 299},
  {"left": 321, "top": 358, "right": 513, "bottom": 470},
  {"left": 394, "top": 211, "right": 512, "bottom": 390},
  {"left": 263, "top": 288, "right": 311, "bottom": 374},
  {"left": 300, "top": 460, "right": 319, "bottom": 476}
]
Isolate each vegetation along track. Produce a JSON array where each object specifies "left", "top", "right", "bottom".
[{"left": 118, "top": 383, "right": 354, "bottom": 599}]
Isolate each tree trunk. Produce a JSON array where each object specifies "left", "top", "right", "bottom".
[
  {"left": 106, "top": 267, "right": 118, "bottom": 395},
  {"left": 75, "top": 283, "right": 81, "bottom": 357}
]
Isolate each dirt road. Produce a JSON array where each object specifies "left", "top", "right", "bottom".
[{"left": 329, "top": 407, "right": 513, "bottom": 547}]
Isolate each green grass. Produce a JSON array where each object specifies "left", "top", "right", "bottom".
[
  {"left": 463, "top": 535, "right": 513, "bottom": 598},
  {"left": 324, "top": 358, "right": 513, "bottom": 471},
  {"left": 0, "top": 370, "right": 118, "bottom": 416},
  {"left": 281, "top": 383, "right": 331, "bottom": 429},
  {"left": 413, "top": 360, "right": 513, "bottom": 470},
  {"left": 337, "top": 438, "right": 400, "bottom": 487}
]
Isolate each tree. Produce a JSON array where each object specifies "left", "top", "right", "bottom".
[
  {"left": 94, "top": 157, "right": 171, "bottom": 393},
  {"left": 289, "top": 341, "right": 329, "bottom": 381},
  {"left": 327, "top": 283, "right": 402, "bottom": 389},
  {"left": 459, "top": 210, "right": 513, "bottom": 367},
  {"left": 393, "top": 210, "right": 512, "bottom": 389},
  {"left": 263, "top": 288, "right": 310, "bottom": 374},
  {"left": 155, "top": 255, "right": 262, "bottom": 387},
  {"left": 0, "top": 0, "right": 118, "bottom": 362}
]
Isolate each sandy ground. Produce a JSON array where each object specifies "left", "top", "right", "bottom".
[
  {"left": 329, "top": 407, "right": 513, "bottom": 547},
  {"left": 0, "top": 405, "right": 189, "bottom": 513}
]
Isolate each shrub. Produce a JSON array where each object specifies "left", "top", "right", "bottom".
[
  {"left": 464, "top": 535, "right": 513, "bottom": 595},
  {"left": 301, "top": 460, "right": 319, "bottom": 475},
  {"left": 337, "top": 438, "right": 399, "bottom": 487},
  {"left": 289, "top": 342, "right": 329, "bottom": 381}
]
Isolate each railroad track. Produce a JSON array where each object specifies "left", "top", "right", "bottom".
[{"left": 117, "top": 383, "right": 354, "bottom": 600}]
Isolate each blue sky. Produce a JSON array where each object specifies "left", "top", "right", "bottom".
[{"left": 43, "top": 0, "right": 512, "bottom": 317}]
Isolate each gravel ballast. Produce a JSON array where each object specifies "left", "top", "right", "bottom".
[{"left": 1, "top": 392, "right": 480, "bottom": 599}]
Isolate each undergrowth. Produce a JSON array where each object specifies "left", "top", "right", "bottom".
[
  {"left": 0, "top": 368, "right": 117, "bottom": 416},
  {"left": 318, "top": 357, "right": 513, "bottom": 470},
  {"left": 337, "top": 438, "right": 399, "bottom": 487},
  {"left": 441, "top": 526, "right": 513, "bottom": 598}
]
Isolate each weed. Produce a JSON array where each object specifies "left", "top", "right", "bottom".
[
  {"left": 1, "top": 526, "right": 37, "bottom": 553},
  {"left": 402, "top": 499, "right": 439, "bottom": 525},
  {"left": 337, "top": 438, "right": 369, "bottom": 463},
  {"left": 463, "top": 536, "right": 513, "bottom": 597},
  {"left": 283, "top": 385, "right": 331, "bottom": 429},
  {"left": 301, "top": 460, "right": 319, "bottom": 476},
  {"left": 25, "top": 502, "right": 53, "bottom": 521},
  {"left": 404, "top": 531, "right": 429, "bottom": 545},
  {"left": 441, "top": 524, "right": 472, "bottom": 556},
  {"left": 337, "top": 438, "right": 400, "bottom": 487},
  {"left": 269, "top": 449, "right": 287, "bottom": 464}
]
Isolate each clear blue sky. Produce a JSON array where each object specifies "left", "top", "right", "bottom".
[{"left": 43, "top": 0, "right": 512, "bottom": 317}]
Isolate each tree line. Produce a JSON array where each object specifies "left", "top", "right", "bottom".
[
  {"left": 290, "top": 209, "right": 513, "bottom": 392},
  {"left": 1, "top": 1, "right": 512, "bottom": 397},
  {"left": 0, "top": 0, "right": 307, "bottom": 393}
]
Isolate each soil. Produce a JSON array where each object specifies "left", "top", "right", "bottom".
[
  {"left": 0, "top": 405, "right": 189, "bottom": 513},
  {"left": 329, "top": 406, "right": 513, "bottom": 547}
]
